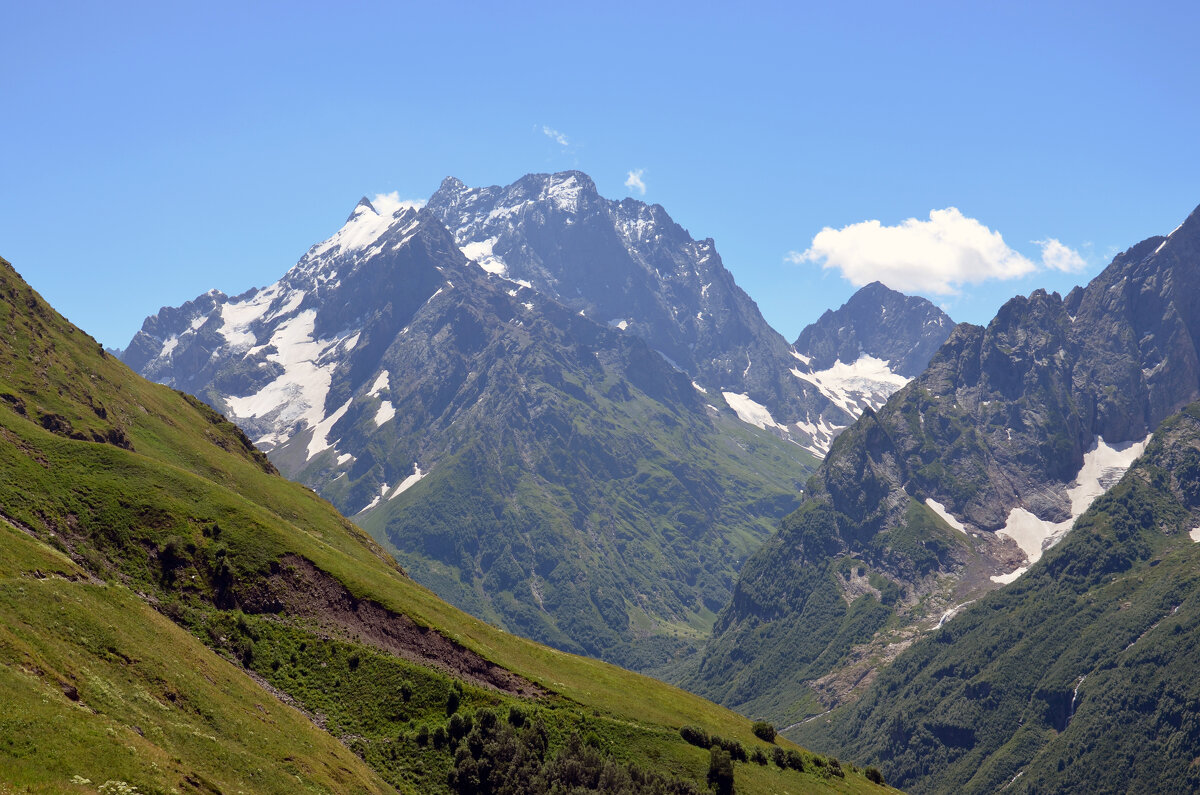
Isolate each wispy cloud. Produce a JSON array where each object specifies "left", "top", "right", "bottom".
[
  {"left": 788, "top": 208, "right": 1086, "bottom": 295},
  {"left": 624, "top": 169, "right": 646, "bottom": 196},
  {"left": 1036, "top": 238, "right": 1087, "bottom": 272},
  {"left": 542, "top": 125, "right": 570, "bottom": 147}
]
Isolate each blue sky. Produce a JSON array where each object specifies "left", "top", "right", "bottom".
[{"left": 3, "top": 1, "right": 1199, "bottom": 349}]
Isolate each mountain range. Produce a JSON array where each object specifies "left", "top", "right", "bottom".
[
  {"left": 19, "top": 166, "right": 1200, "bottom": 792},
  {"left": 119, "top": 172, "right": 952, "bottom": 670}
]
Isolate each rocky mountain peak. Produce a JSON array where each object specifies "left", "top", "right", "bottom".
[
  {"left": 794, "top": 281, "right": 954, "bottom": 377},
  {"left": 348, "top": 196, "right": 377, "bottom": 220}
]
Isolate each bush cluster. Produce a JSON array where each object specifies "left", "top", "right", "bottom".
[
  {"left": 678, "top": 726, "right": 746, "bottom": 761},
  {"left": 447, "top": 709, "right": 704, "bottom": 794}
]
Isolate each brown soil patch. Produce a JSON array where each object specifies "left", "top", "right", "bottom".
[{"left": 248, "top": 554, "right": 545, "bottom": 698}]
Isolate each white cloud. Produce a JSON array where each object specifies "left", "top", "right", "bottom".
[
  {"left": 542, "top": 126, "right": 569, "bottom": 147},
  {"left": 1036, "top": 238, "right": 1087, "bottom": 272},
  {"left": 371, "top": 192, "right": 425, "bottom": 216},
  {"left": 788, "top": 208, "right": 1083, "bottom": 295},
  {"left": 624, "top": 169, "right": 646, "bottom": 196}
]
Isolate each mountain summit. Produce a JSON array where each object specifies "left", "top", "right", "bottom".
[
  {"left": 427, "top": 172, "right": 953, "bottom": 455},
  {"left": 794, "top": 281, "right": 953, "bottom": 378}
]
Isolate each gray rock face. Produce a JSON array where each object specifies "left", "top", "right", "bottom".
[
  {"left": 428, "top": 172, "right": 862, "bottom": 452},
  {"left": 793, "top": 281, "right": 954, "bottom": 377},
  {"left": 695, "top": 203, "right": 1200, "bottom": 724}
]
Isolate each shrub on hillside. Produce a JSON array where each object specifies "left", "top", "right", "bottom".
[{"left": 751, "top": 720, "right": 776, "bottom": 743}]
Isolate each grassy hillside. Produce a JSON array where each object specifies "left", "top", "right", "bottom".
[
  {"left": 0, "top": 255, "right": 887, "bottom": 793},
  {"left": 793, "top": 401, "right": 1200, "bottom": 793}
]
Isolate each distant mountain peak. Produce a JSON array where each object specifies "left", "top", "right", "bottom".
[
  {"left": 349, "top": 196, "right": 377, "bottom": 220},
  {"left": 794, "top": 281, "right": 954, "bottom": 378}
]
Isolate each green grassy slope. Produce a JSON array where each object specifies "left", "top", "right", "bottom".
[
  {"left": 0, "top": 256, "right": 887, "bottom": 793},
  {"left": 0, "top": 521, "right": 390, "bottom": 794},
  {"left": 793, "top": 401, "right": 1200, "bottom": 794}
]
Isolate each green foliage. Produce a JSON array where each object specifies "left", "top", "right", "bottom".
[
  {"left": 353, "top": 394, "right": 816, "bottom": 670},
  {"left": 751, "top": 721, "right": 776, "bottom": 743},
  {"left": 445, "top": 719, "right": 705, "bottom": 795},
  {"left": 707, "top": 746, "right": 735, "bottom": 795}
]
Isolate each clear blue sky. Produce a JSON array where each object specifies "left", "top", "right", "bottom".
[{"left": 3, "top": 1, "right": 1199, "bottom": 349}]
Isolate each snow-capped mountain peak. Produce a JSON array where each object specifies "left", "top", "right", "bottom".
[{"left": 305, "top": 196, "right": 425, "bottom": 263}]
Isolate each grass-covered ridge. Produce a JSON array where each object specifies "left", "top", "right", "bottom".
[{"left": 0, "top": 255, "right": 887, "bottom": 792}]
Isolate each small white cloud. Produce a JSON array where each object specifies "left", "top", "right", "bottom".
[
  {"left": 624, "top": 169, "right": 646, "bottom": 196},
  {"left": 787, "top": 208, "right": 1040, "bottom": 295},
  {"left": 371, "top": 191, "right": 426, "bottom": 216},
  {"left": 542, "top": 126, "right": 569, "bottom": 147},
  {"left": 1036, "top": 238, "right": 1087, "bottom": 272}
]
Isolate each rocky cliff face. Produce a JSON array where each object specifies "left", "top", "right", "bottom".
[
  {"left": 693, "top": 204, "right": 1200, "bottom": 725},
  {"left": 428, "top": 173, "right": 955, "bottom": 456},
  {"left": 794, "top": 281, "right": 954, "bottom": 378},
  {"left": 426, "top": 172, "right": 856, "bottom": 452}
]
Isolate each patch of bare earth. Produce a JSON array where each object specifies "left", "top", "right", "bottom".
[{"left": 243, "top": 554, "right": 545, "bottom": 698}]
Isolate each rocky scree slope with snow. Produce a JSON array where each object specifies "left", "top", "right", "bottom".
[
  {"left": 119, "top": 191, "right": 818, "bottom": 671},
  {"left": 690, "top": 203, "right": 1200, "bottom": 727}
]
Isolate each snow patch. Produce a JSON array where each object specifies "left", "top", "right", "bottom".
[
  {"left": 608, "top": 318, "right": 630, "bottom": 330},
  {"left": 1189, "top": 526, "right": 1200, "bottom": 543},
  {"left": 309, "top": 201, "right": 422, "bottom": 260},
  {"left": 792, "top": 413, "right": 844, "bottom": 457},
  {"left": 461, "top": 236, "right": 509, "bottom": 276},
  {"left": 1154, "top": 223, "right": 1184, "bottom": 255},
  {"left": 990, "top": 567, "right": 1028, "bottom": 585},
  {"left": 218, "top": 288, "right": 279, "bottom": 351},
  {"left": 692, "top": 381, "right": 707, "bottom": 394},
  {"left": 925, "top": 499, "right": 967, "bottom": 533},
  {"left": 995, "top": 434, "right": 1150, "bottom": 569},
  {"left": 791, "top": 354, "right": 910, "bottom": 416},
  {"left": 357, "top": 481, "right": 391, "bottom": 514},
  {"left": 374, "top": 400, "right": 395, "bottom": 426},
  {"left": 390, "top": 464, "right": 426, "bottom": 499},
  {"left": 367, "top": 370, "right": 390, "bottom": 397},
  {"left": 722, "top": 392, "right": 788, "bottom": 432},
  {"left": 223, "top": 309, "right": 352, "bottom": 449},
  {"left": 543, "top": 173, "right": 584, "bottom": 213},
  {"left": 336, "top": 453, "right": 354, "bottom": 465},
  {"left": 790, "top": 349, "right": 812, "bottom": 366},
  {"left": 306, "top": 398, "right": 352, "bottom": 461},
  {"left": 936, "top": 599, "right": 976, "bottom": 629}
]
